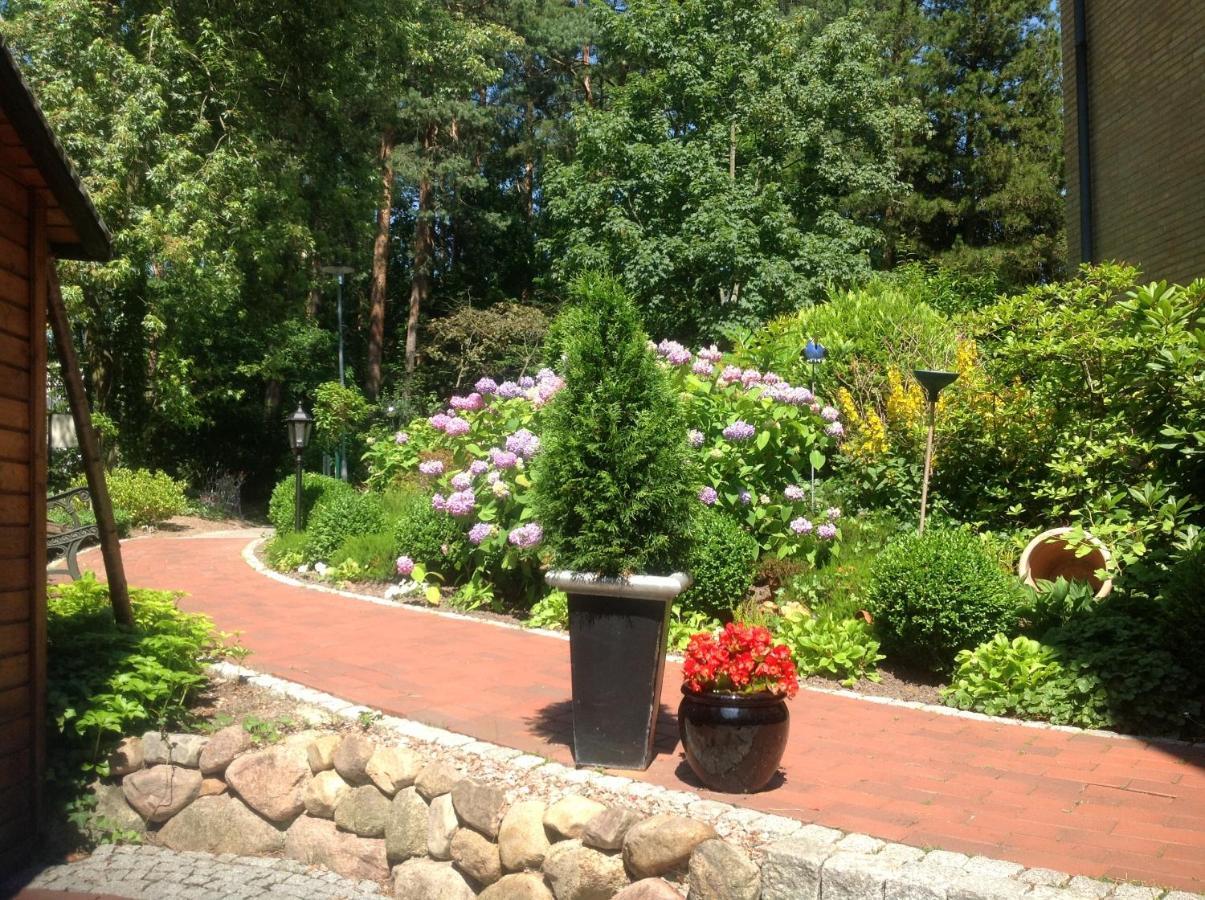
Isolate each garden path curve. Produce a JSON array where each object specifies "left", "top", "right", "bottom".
[{"left": 81, "top": 531, "right": 1205, "bottom": 893}]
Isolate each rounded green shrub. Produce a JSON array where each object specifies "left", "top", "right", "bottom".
[
  {"left": 102, "top": 468, "right": 189, "bottom": 528},
  {"left": 331, "top": 532, "right": 400, "bottom": 581},
  {"left": 268, "top": 473, "right": 351, "bottom": 533},
  {"left": 680, "top": 509, "right": 758, "bottom": 616},
  {"left": 304, "top": 490, "right": 386, "bottom": 563},
  {"left": 389, "top": 489, "right": 466, "bottom": 572},
  {"left": 866, "top": 528, "right": 1023, "bottom": 672},
  {"left": 533, "top": 273, "right": 692, "bottom": 575}
]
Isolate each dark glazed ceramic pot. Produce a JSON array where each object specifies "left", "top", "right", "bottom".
[{"left": 678, "top": 687, "right": 789, "bottom": 793}]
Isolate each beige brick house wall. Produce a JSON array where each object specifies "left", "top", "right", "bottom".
[{"left": 1062, "top": 0, "right": 1205, "bottom": 283}]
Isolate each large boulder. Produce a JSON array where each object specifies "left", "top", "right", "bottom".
[
  {"left": 333, "top": 733, "right": 376, "bottom": 785},
  {"left": 499, "top": 800, "right": 551, "bottom": 872},
  {"left": 479, "top": 873, "right": 556, "bottom": 900},
  {"left": 107, "top": 736, "right": 143, "bottom": 778},
  {"left": 688, "top": 839, "right": 760, "bottom": 900},
  {"left": 451, "top": 779, "right": 506, "bottom": 839},
  {"left": 199, "top": 778, "right": 227, "bottom": 797},
  {"left": 622, "top": 815, "right": 717, "bottom": 879},
  {"left": 544, "top": 796, "right": 607, "bottom": 841},
  {"left": 122, "top": 765, "right": 202, "bottom": 823},
  {"left": 392, "top": 858, "right": 475, "bottom": 900},
  {"left": 157, "top": 795, "right": 284, "bottom": 855},
  {"left": 613, "top": 880, "right": 685, "bottom": 900},
  {"left": 367, "top": 746, "right": 424, "bottom": 797},
  {"left": 334, "top": 784, "right": 391, "bottom": 838},
  {"left": 451, "top": 827, "right": 503, "bottom": 887},
  {"left": 284, "top": 814, "right": 389, "bottom": 882},
  {"left": 89, "top": 782, "right": 144, "bottom": 835},
  {"left": 582, "top": 807, "right": 641, "bottom": 852},
  {"left": 427, "top": 793, "right": 459, "bottom": 861},
  {"left": 415, "top": 760, "right": 461, "bottom": 800},
  {"left": 543, "top": 839, "right": 628, "bottom": 900},
  {"left": 141, "top": 732, "right": 209, "bottom": 768},
  {"left": 308, "top": 734, "right": 341, "bottom": 773},
  {"left": 225, "top": 745, "right": 311, "bottom": 823},
  {"left": 386, "top": 786, "right": 430, "bottom": 864},
  {"left": 305, "top": 770, "right": 350, "bottom": 819},
  {"left": 198, "top": 725, "right": 251, "bottom": 776}
]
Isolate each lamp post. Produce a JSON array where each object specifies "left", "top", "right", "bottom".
[
  {"left": 804, "top": 339, "right": 827, "bottom": 510},
  {"left": 320, "top": 265, "right": 354, "bottom": 479},
  {"left": 912, "top": 370, "right": 959, "bottom": 534},
  {"left": 286, "top": 404, "right": 314, "bottom": 532}
]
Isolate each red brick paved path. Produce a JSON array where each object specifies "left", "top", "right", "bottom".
[{"left": 83, "top": 534, "right": 1205, "bottom": 892}]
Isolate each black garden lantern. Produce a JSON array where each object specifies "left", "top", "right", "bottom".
[
  {"left": 804, "top": 339, "right": 827, "bottom": 509},
  {"left": 286, "top": 404, "right": 314, "bottom": 532},
  {"left": 912, "top": 370, "right": 958, "bottom": 534}
]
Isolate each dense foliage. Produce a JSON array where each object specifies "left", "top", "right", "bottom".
[
  {"left": 867, "top": 529, "right": 1023, "bottom": 672},
  {"left": 267, "top": 473, "right": 352, "bottom": 533},
  {"left": 47, "top": 576, "right": 235, "bottom": 772},
  {"left": 534, "top": 275, "right": 693, "bottom": 575},
  {"left": 100, "top": 469, "right": 190, "bottom": 529}
]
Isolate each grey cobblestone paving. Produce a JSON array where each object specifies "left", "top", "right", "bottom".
[{"left": 25, "top": 844, "right": 384, "bottom": 899}]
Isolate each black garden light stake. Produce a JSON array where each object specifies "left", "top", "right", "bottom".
[
  {"left": 912, "top": 370, "right": 958, "bottom": 534},
  {"left": 805, "top": 339, "right": 827, "bottom": 511},
  {"left": 286, "top": 404, "right": 314, "bottom": 532},
  {"left": 320, "top": 264, "right": 354, "bottom": 479}
]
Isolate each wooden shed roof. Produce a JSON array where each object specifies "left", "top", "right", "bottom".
[{"left": 0, "top": 35, "right": 111, "bottom": 261}]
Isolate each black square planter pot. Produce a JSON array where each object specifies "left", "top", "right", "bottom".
[{"left": 546, "top": 570, "right": 690, "bottom": 770}]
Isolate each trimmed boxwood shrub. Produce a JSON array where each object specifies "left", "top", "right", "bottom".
[
  {"left": 101, "top": 468, "right": 189, "bottom": 528},
  {"left": 533, "top": 273, "right": 692, "bottom": 575},
  {"left": 268, "top": 473, "right": 351, "bottom": 533},
  {"left": 867, "top": 528, "right": 1023, "bottom": 672},
  {"left": 389, "top": 489, "right": 466, "bottom": 573},
  {"left": 304, "top": 490, "right": 386, "bottom": 563},
  {"left": 680, "top": 508, "right": 758, "bottom": 616}
]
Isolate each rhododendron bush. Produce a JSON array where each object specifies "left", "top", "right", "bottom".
[
  {"left": 361, "top": 340, "right": 845, "bottom": 591},
  {"left": 682, "top": 623, "right": 799, "bottom": 697}
]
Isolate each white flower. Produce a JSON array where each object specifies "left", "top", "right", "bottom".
[
  {"left": 314, "top": 562, "right": 329, "bottom": 576},
  {"left": 297, "top": 564, "right": 310, "bottom": 574}
]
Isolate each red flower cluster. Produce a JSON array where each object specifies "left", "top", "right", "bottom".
[{"left": 682, "top": 622, "right": 799, "bottom": 698}]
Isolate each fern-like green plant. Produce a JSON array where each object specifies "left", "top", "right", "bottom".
[{"left": 533, "top": 273, "right": 693, "bottom": 575}]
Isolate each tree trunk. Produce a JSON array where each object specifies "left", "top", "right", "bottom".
[
  {"left": 366, "top": 130, "right": 395, "bottom": 400},
  {"left": 405, "top": 129, "right": 435, "bottom": 383},
  {"left": 47, "top": 265, "right": 132, "bottom": 626},
  {"left": 305, "top": 256, "right": 321, "bottom": 318}
]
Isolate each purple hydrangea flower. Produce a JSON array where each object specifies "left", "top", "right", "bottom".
[
  {"left": 446, "top": 490, "right": 476, "bottom": 517},
  {"left": 698, "top": 486, "right": 718, "bottom": 505},
  {"left": 784, "top": 485, "right": 806, "bottom": 501},
  {"left": 821, "top": 405, "right": 840, "bottom": 422},
  {"left": 656, "top": 339, "right": 692, "bottom": 365},
  {"left": 419, "top": 460, "right": 445, "bottom": 476},
  {"left": 718, "top": 365, "right": 743, "bottom": 385},
  {"left": 450, "top": 392, "right": 484, "bottom": 411},
  {"left": 431, "top": 493, "right": 448, "bottom": 511},
  {"left": 537, "top": 368, "right": 557, "bottom": 381},
  {"left": 739, "top": 490, "right": 752, "bottom": 505},
  {"left": 790, "top": 517, "right": 814, "bottom": 535},
  {"left": 444, "top": 417, "right": 470, "bottom": 437},
  {"left": 826, "top": 507, "right": 842, "bottom": 522},
  {"left": 451, "top": 472, "right": 473, "bottom": 491},
  {"left": 428, "top": 413, "right": 451, "bottom": 431},
  {"left": 817, "top": 523, "right": 838, "bottom": 540},
  {"left": 468, "top": 523, "right": 494, "bottom": 545},
  {"left": 486, "top": 469, "right": 502, "bottom": 485},
  {"left": 490, "top": 448, "right": 519, "bottom": 469},
  {"left": 688, "top": 429, "right": 705, "bottom": 448},
  {"left": 740, "top": 369, "right": 763, "bottom": 387},
  {"left": 534, "top": 375, "right": 564, "bottom": 406},
  {"left": 508, "top": 522, "right": 543, "bottom": 548},
  {"left": 506, "top": 428, "right": 541, "bottom": 459},
  {"left": 722, "top": 421, "right": 756, "bottom": 442},
  {"left": 519, "top": 375, "right": 536, "bottom": 389},
  {"left": 467, "top": 460, "right": 488, "bottom": 477},
  {"left": 762, "top": 372, "right": 783, "bottom": 386},
  {"left": 826, "top": 421, "right": 845, "bottom": 438},
  {"left": 699, "top": 344, "right": 723, "bottom": 363},
  {"left": 396, "top": 556, "right": 415, "bottom": 577},
  {"left": 497, "top": 380, "right": 524, "bottom": 399},
  {"left": 394, "top": 431, "right": 409, "bottom": 445},
  {"left": 475, "top": 377, "right": 499, "bottom": 394},
  {"left": 691, "top": 360, "right": 715, "bottom": 377},
  {"left": 491, "top": 481, "right": 511, "bottom": 499}
]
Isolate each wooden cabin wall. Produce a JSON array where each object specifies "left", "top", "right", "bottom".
[{"left": 0, "top": 167, "right": 48, "bottom": 874}]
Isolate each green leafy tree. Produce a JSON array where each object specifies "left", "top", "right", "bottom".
[{"left": 541, "top": 1, "right": 917, "bottom": 339}]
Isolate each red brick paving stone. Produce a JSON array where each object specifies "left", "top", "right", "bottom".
[{"left": 80, "top": 534, "right": 1205, "bottom": 893}]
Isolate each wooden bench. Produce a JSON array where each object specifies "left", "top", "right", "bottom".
[{"left": 47, "top": 487, "right": 99, "bottom": 580}]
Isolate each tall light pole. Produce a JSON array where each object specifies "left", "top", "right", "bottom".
[
  {"left": 320, "top": 265, "right": 354, "bottom": 479},
  {"left": 804, "top": 338, "right": 827, "bottom": 511}
]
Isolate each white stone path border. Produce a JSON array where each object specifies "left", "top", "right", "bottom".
[
  {"left": 238, "top": 535, "right": 1202, "bottom": 750},
  {"left": 207, "top": 661, "right": 1202, "bottom": 900}
]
